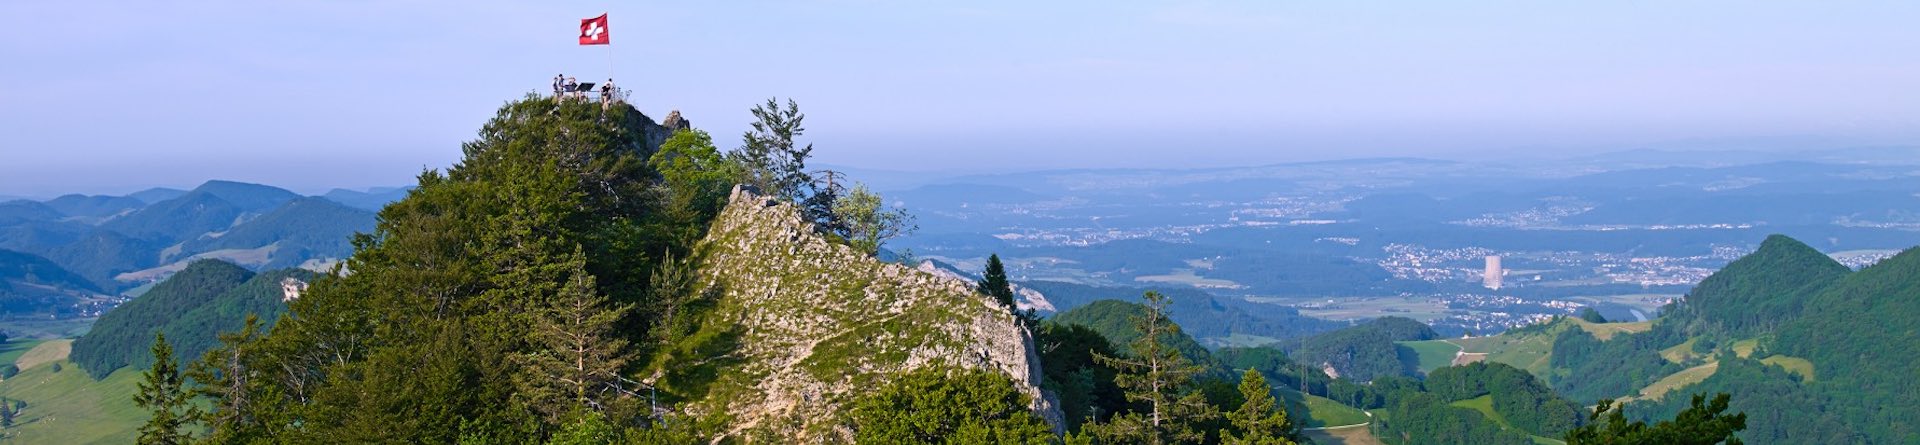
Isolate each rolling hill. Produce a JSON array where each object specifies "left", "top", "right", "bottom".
[
  {"left": 0, "top": 249, "right": 106, "bottom": 318},
  {"left": 69, "top": 259, "right": 312, "bottom": 379}
]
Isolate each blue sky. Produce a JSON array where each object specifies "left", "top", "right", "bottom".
[{"left": 4, "top": 1, "right": 1919, "bottom": 196}]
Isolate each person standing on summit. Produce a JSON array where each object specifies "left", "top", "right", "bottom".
[
  {"left": 600, "top": 79, "right": 615, "bottom": 108},
  {"left": 552, "top": 74, "right": 564, "bottom": 99}
]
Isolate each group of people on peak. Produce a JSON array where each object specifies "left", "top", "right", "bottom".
[{"left": 552, "top": 73, "right": 618, "bottom": 107}]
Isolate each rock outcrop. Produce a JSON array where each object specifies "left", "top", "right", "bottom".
[{"left": 678, "top": 186, "right": 1059, "bottom": 441}]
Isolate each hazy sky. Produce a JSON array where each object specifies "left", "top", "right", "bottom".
[{"left": 5, "top": 1, "right": 1920, "bottom": 196}]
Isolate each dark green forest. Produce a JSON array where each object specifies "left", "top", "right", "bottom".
[{"left": 69, "top": 260, "right": 314, "bottom": 378}]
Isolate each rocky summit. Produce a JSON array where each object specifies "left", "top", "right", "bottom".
[{"left": 674, "top": 185, "right": 1060, "bottom": 441}]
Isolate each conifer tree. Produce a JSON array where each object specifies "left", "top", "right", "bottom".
[
  {"left": 134, "top": 333, "right": 196, "bottom": 445},
  {"left": 978, "top": 254, "right": 1016, "bottom": 309},
  {"left": 187, "top": 314, "right": 268, "bottom": 444},
  {"left": 516, "top": 251, "right": 635, "bottom": 422},
  {"left": 1088, "top": 291, "right": 1220, "bottom": 445},
  {"left": 1222, "top": 370, "right": 1297, "bottom": 445}
]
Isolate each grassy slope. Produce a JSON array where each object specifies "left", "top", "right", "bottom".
[
  {"left": 1566, "top": 318, "right": 1651, "bottom": 341},
  {"left": 1301, "top": 393, "right": 1371, "bottom": 427},
  {"left": 1760, "top": 356, "right": 1816, "bottom": 382},
  {"left": 1397, "top": 339, "right": 1462, "bottom": 374},
  {"left": 1632, "top": 361, "right": 1720, "bottom": 402},
  {"left": 0, "top": 339, "right": 49, "bottom": 367},
  {"left": 1450, "top": 395, "right": 1567, "bottom": 445},
  {"left": 1730, "top": 338, "right": 1759, "bottom": 358},
  {"left": 1454, "top": 325, "right": 1564, "bottom": 376},
  {"left": 0, "top": 359, "right": 143, "bottom": 444},
  {"left": 13, "top": 340, "right": 71, "bottom": 371},
  {"left": 1659, "top": 338, "right": 1700, "bottom": 363}
]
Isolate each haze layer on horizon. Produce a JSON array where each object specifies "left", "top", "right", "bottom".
[{"left": 4, "top": 1, "right": 1919, "bottom": 196}]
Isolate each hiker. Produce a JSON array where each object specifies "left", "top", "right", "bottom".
[
  {"left": 564, "top": 77, "right": 578, "bottom": 100},
  {"left": 600, "top": 79, "right": 615, "bottom": 107},
  {"left": 552, "top": 74, "right": 564, "bottom": 98}
]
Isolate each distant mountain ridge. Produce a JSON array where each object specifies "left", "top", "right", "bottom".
[{"left": 0, "top": 180, "right": 389, "bottom": 293}]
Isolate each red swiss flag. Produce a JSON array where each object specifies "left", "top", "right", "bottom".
[{"left": 579, "top": 14, "right": 609, "bottom": 45}]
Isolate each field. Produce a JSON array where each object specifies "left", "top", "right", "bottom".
[
  {"left": 1566, "top": 318, "right": 1651, "bottom": 341},
  {"left": 0, "top": 339, "right": 50, "bottom": 367},
  {"left": 1564, "top": 293, "right": 1679, "bottom": 318},
  {"left": 1203, "top": 333, "right": 1281, "bottom": 348},
  {"left": 13, "top": 340, "right": 71, "bottom": 371},
  {"left": 1760, "top": 355, "right": 1816, "bottom": 382},
  {"left": 0, "top": 318, "right": 97, "bottom": 339},
  {"left": 1397, "top": 339, "right": 1462, "bottom": 374},
  {"left": 1452, "top": 324, "right": 1566, "bottom": 376},
  {"left": 1133, "top": 268, "right": 1243, "bottom": 289},
  {"left": 1632, "top": 361, "right": 1720, "bottom": 402},
  {"left": 1730, "top": 338, "right": 1759, "bottom": 358},
  {"left": 1450, "top": 395, "right": 1567, "bottom": 445},
  {"left": 1280, "top": 296, "right": 1450, "bottom": 323},
  {"left": 0, "top": 354, "right": 144, "bottom": 444},
  {"left": 1659, "top": 337, "right": 1702, "bottom": 363},
  {"left": 1301, "top": 393, "right": 1371, "bottom": 427}
]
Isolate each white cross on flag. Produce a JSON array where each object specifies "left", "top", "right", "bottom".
[{"left": 579, "top": 14, "right": 609, "bottom": 45}]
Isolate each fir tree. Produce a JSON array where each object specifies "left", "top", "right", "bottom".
[
  {"left": 516, "top": 251, "right": 635, "bottom": 422},
  {"left": 186, "top": 314, "right": 268, "bottom": 444},
  {"left": 1087, "top": 291, "right": 1220, "bottom": 445},
  {"left": 1222, "top": 370, "right": 1297, "bottom": 445},
  {"left": 134, "top": 333, "right": 196, "bottom": 445},
  {"left": 978, "top": 254, "right": 1016, "bottom": 309}
]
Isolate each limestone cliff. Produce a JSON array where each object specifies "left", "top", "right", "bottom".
[{"left": 675, "top": 186, "right": 1058, "bottom": 441}]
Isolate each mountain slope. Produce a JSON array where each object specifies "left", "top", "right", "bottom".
[
  {"left": 0, "top": 249, "right": 107, "bottom": 318},
  {"left": 320, "top": 186, "right": 413, "bottom": 211},
  {"left": 44, "top": 230, "right": 161, "bottom": 290},
  {"left": 187, "top": 180, "right": 301, "bottom": 212},
  {"left": 656, "top": 187, "right": 1057, "bottom": 440},
  {"left": 69, "top": 260, "right": 250, "bottom": 377},
  {"left": 1051, "top": 299, "right": 1211, "bottom": 362},
  {"left": 43, "top": 194, "right": 146, "bottom": 221},
  {"left": 0, "top": 200, "right": 63, "bottom": 225},
  {"left": 178, "top": 197, "right": 375, "bottom": 268},
  {"left": 1772, "top": 245, "right": 1920, "bottom": 442},
  {"left": 97, "top": 190, "right": 245, "bottom": 242},
  {"left": 1023, "top": 280, "right": 1344, "bottom": 342},
  {"left": 1672, "top": 234, "right": 1850, "bottom": 337}
]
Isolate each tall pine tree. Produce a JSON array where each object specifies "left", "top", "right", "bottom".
[
  {"left": 515, "top": 250, "right": 635, "bottom": 422},
  {"left": 978, "top": 254, "right": 1015, "bottom": 309},
  {"left": 1222, "top": 370, "right": 1298, "bottom": 445},
  {"left": 1087, "top": 291, "right": 1220, "bottom": 445},
  {"left": 186, "top": 314, "right": 270, "bottom": 444},
  {"left": 134, "top": 333, "right": 196, "bottom": 445}
]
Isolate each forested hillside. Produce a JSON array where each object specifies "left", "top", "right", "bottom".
[
  {"left": 68, "top": 260, "right": 313, "bottom": 378},
  {"left": 1276, "top": 316, "right": 1437, "bottom": 382},
  {"left": 1024, "top": 280, "right": 1344, "bottom": 342},
  {"left": 1446, "top": 233, "right": 1920, "bottom": 444},
  {"left": 0, "top": 248, "right": 103, "bottom": 317},
  {"left": 1664, "top": 234, "right": 1849, "bottom": 338}
]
